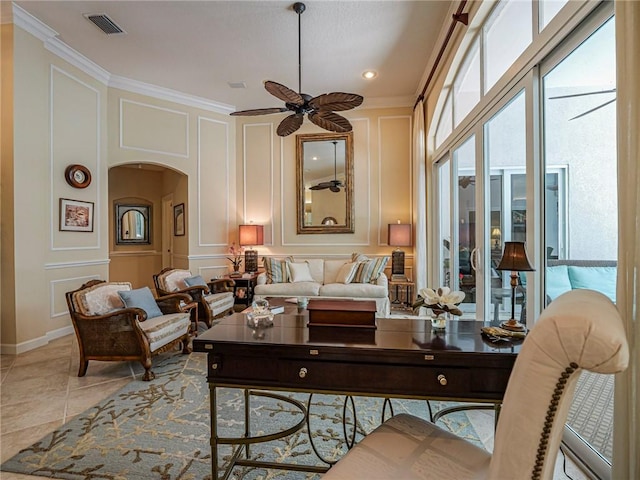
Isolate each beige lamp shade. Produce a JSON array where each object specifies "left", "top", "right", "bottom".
[{"left": 388, "top": 223, "right": 412, "bottom": 247}]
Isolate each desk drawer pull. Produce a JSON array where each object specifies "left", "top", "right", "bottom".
[
  {"left": 437, "top": 374, "right": 447, "bottom": 386},
  {"left": 211, "top": 363, "right": 219, "bottom": 370},
  {"left": 299, "top": 367, "right": 308, "bottom": 378}
]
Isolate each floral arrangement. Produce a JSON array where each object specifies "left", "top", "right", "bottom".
[
  {"left": 227, "top": 243, "right": 245, "bottom": 268},
  {"left": 412, "top": 287, "right": 465, "bottom": 316}
]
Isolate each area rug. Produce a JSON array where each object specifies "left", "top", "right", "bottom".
[{"left": 1, "top": 352, "right": 483, "bottom": 480}]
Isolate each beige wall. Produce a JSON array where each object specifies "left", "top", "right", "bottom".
[
  {"left": 234, "top": 109, "right": 415, "bottom": 276},
  {"left": 2, "top": 18, "right": 413, "bottom": 354}
]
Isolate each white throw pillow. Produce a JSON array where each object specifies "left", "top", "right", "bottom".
[
  {"left": 288, "top": 261, "right": 315, "bottom": 283},
  {"left": 335, "top": 262, "right": 358, "bottom": 284}
]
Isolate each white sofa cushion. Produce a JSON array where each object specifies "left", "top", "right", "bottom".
[
  {"left": 255, "top": 281, "right": 321, "bottom": 296},
  {"left": 290, "top": 258, "right": 325, "bottom": 283},
  {"left": 324, "top": 259, "right": 349, "bottom": 284},
  {"left": 288, "top": 261, "right": 315, "bottom": 283},
  {"left": 320, "top": 282, "right": 388, "bottom": 298}
]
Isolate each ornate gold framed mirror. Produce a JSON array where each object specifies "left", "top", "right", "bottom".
[{"left": 296, "top": 132, "right": 354, "bottom": 234}]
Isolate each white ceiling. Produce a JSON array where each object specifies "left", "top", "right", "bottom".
[{"left": 11, "top": 1, "right": 454, "bottom": 113}]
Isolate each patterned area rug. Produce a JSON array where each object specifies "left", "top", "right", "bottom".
[{"left": 1, "top": 352, "right": 483, "bottom": 480}]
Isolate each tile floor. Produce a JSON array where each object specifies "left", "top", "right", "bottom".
[{"left": 1, "top": 333, "right": 589, "bottom": 480}]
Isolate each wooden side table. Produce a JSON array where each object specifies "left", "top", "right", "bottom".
[
  {"left": 388, "top": 279, "right": 415, "bottom": 310},
  {"left": 221, "top": 273, "right": 259, "bottom": 309}
]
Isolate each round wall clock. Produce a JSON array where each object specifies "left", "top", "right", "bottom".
[{"left": 65, "top": 164, "right": 92, "bottom": 189}]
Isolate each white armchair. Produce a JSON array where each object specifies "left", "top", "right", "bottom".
[{"left": 322, "top": 289, "right": 629, "bottom": 480}]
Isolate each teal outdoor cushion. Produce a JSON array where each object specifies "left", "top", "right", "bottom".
[
  {"left": 546, "top": 265, "right": 573, "bottom": 301},
  {"left": 184, "top": 275, "right": 207, "bottom": 287},
  {"left": 568, "top": 266, "right": 617, "bottom": 302},
  {"left": 118, "top": 287, "right": 163, "bottom": 319}
]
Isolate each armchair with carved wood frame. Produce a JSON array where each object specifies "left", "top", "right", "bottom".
[
  {"left": 65, "top": 280, "right": 192, "bottom": 381},
  {"left": 153, "top": 268, "right": 235, "bottom": 328}
]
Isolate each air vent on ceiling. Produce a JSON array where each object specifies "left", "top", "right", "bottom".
[
  {"left": 228, "top": 82, "right": 247, "bottom": 89},
  {"left": 84, "top": 13, "right": 125, "bottom": 35}
]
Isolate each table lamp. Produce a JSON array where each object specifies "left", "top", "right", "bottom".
[
  {"left": 238, "top": 224, "right": 264, "bottom": 273},
  {"left": 495, "top": 241, "right": 534, "bottom": 331},
  {"left": 388, "top": 222, "right": 412, "bottom": 281}
]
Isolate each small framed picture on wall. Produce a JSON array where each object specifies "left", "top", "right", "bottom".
[
  {"left": 59, "top": 198, "right": 94, "bottom": 232},
  {"left": 174, "top": 203, "right": 185, "bottom": 236}
]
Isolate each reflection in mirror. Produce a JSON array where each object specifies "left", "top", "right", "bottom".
[
  {"left": 296, "top": 132, "right": 353, "bottom": 234},
  {"left": 115, "top": 204, "right": 151, "bottom": 245}
]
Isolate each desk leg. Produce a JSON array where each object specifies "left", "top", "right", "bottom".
[{"left": 210, "top": 384, "right": 219, "bottom": 480}]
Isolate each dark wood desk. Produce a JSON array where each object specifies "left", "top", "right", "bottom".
[{"left": 193, "top": 314, "right": 519, "bottom": 478}]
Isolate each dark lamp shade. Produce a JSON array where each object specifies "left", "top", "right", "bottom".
[
  {"left": 496, "top": 241, "right": 534, "bottom": 272},
  {"left": 238, "top": 224, "right": 264, "bottom": 247},
  {"left": 388, "top": 224, "right": 412, "bottom": 247}
]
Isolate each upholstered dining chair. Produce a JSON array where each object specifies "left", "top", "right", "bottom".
[
  {"left": 66, "top": 280, "right": 192, "bottom": 381},
  {"left": 153, "top": 268, "right": 235, "bottom": 328},
  {"left": 322, "top": 289, "right": 629, "bottom": 480}
]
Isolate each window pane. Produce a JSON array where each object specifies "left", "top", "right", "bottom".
[
  {"left": 484, "top": 91, "right": 527, "bottom": 325},
  {"left": 435, "top": 91, "right": 453, "bottom": 148},
  {"left": 437, "top": 159, "right": 451, "bottom": 288},
  {"left": 484, "top": 0, "right": 533, "bottom": 92},
  {"left": 454, "top": 38, "right": 481, "bottom": 126},
  {"left": 542, "top": 16, "right": 616, "bottom": 467},
  {"left": 539, "top": 0, "right": 568, "bottom": 31}
]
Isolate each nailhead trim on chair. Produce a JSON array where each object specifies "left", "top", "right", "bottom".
[{"left": 531, "top": 362, "right": 579, "bottom": 480}]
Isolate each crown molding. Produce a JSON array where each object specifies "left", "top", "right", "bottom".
[
  {"left": 109, "top": 75, "right": 235, "bottom": 115},
  {"left": 12, "top": 3, "right": 235, "bottom": 114}
]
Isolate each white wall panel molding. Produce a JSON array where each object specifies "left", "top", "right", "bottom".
[
  {"left": 378, "top": 115, "right": 413, "bottom": 246},
  {"left": 197, "top": 116, "right": 230, "bottom": 247},
  {"left": 44, "top": 259, "right": 110, "bottom": 270},
  {"left": 50, "top": 65, "right": 101, "bottom": 252},
  {"left": 50, "top": 275, "right": 101, "bottom": 318},
  {"left": 242, "top": 123, "right": 274, "bottom": 244},
  {"left": 197, "top": 266, "right": 230, "bottom": 279},
  {"left": 120, "top": 99, "right": 189, "bottom": 158},
  {"left": 108, "top": 251, "right": 162, "bottom": 257}
]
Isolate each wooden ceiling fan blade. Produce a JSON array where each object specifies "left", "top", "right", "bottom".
[
  {"left": 308, "top": 111, "right": 352, "bottom": 133},
  {"left": 276, "top": 113, "right": 303, "bottom": 136},
  {"left": 310, "top": 184, "right": 329, "bottom": 190},
  {"left": 549, "top": 88, "right": 616, "bottom": 100},
  {"left": 330, "top": 185, "right": 341, "bottom": 193},
  {"left": 569, "top": 98, "right": 616, "bottom": 121},
  {"left": 230, "top": 107, "right": 288, "bottom": 116},
  {"left": 265, "top": 81, "right": 304, "bottom": 106},
  {"left": 309, "top": 92, "right": 364, "bottom": 112}
]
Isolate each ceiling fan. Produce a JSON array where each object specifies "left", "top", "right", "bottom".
[
  {"left": 230, "top": 2, "right": 363, "bottom": 137},
  {"left": 310, "top": 141, "right": 343, "bottom": 192},
  {"left": 549, "top": 88, "right": 616, "bottom": 121}
]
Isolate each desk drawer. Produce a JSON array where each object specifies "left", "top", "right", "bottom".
[{"left": 280, "top": 359, "right": 471, "bottom": 397}]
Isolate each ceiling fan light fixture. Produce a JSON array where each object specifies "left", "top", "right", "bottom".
[{"left": 230, "top": 2, "right": 364, "bottom": 136}]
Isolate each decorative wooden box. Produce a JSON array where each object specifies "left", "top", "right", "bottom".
[{"left": 307, "top": 299, "right": 377, "bottom": 328}]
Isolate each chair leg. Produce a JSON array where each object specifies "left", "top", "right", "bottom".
[
  {"left": 142, "top": 367, "right": 156, "bottom": 381},
  {"left": 181, "top": 335, "right": 192, "bottom": 354},
  {"left": 77, "top": 359, "right": 89, "bottom": 377}
]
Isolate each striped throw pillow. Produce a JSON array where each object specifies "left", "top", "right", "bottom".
[
  {"left": 352, "top": 256, "right": 389, "bottom": 284},
  {"left": 263, "top": 257, "right": 290, "bottom": 284}
]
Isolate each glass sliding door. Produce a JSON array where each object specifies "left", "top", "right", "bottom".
[
  {"left": 452, "top": 136, "right": 476, "bottom": 318},
  {"left": 435, "top": 157, "right": 452, "bottom": 288},
  {"left": 541, "top": 14, "right": 617, "bottom": 479},
  {"left": 483, "top": 91, "right": 528, "bottom": 326}
]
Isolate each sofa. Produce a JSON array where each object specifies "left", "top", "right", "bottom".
[
  {"left": 546, "top": 259, "right": 617, "bottom": 303},
  {"left": 253, "top": 255, "right": 391, "bottom": 316}
]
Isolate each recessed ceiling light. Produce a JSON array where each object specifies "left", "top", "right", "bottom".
[{"left": 362, "top": 70, "right": 378, "bottom": 80}]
